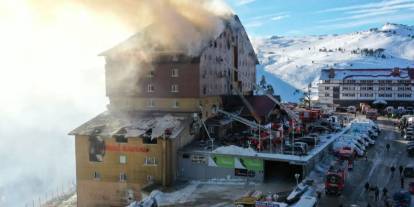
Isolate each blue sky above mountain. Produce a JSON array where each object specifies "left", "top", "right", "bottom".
[{"left": 225, "top": 0, "right": 414, "bottom": 36}]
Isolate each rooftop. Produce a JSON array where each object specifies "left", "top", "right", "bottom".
[
  {"left": 320, "top": 68, "right": 414, "bottom": 80},
  {"left": 69, "top": 111, "right": 190, "bottom": 139}
]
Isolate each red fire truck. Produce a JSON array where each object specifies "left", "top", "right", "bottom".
[{"left": 325, "top": 161, "right": 347, "bottom": 195}]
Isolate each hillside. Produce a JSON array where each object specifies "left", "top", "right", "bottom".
[{"left": 254, "top": 23, "right": 414, "bottom": 102}]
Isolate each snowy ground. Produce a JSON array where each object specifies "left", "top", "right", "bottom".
[{"left": 318, "top": 116, "right": 414, "bottom": 206}]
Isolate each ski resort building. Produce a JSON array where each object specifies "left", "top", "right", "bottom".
[
  {"left": 70, "top": 15, "right": 258, "bottom": 207},
  {"left": 318, "top": 68, "right": 414, "bottom": 106}
]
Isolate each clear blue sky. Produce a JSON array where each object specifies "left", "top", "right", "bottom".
[{"left": 225, "top": 0, "right": 414, "bottom": 36}]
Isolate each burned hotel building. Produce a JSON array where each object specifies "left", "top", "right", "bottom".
[{"left": 70, "top": 15, "right": 258, "bottom": 207}]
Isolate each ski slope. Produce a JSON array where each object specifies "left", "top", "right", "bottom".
[{"left": 254, "top": 23, "right": 414, "bottom": 101}]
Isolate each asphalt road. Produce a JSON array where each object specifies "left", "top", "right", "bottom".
[{"left": 319, "top": 117, "right": 414, "bottom": 207}]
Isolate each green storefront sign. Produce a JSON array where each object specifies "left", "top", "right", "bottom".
[
  {"left": 240, "top": 158, "right": 264, "bottom": 171},
  {"left": 211, "top": 155, "right": 264, "bottom": 171},
  {"left": 212, "top": 155, "right": 234, "bottom": 168}
]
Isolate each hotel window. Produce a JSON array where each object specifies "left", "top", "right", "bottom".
[
  {"left": 171, "top": 68, "right": 179, "bottom": 77},
  {"left": 147, "top": 70, "right": 155, "bottom": 78},
  {"left": 120, "top": 155, "right": 127, "bottom": 164},
  {"left": 93, "top": 171, "right": 101, "bottom": 180},
  {"left": 119, "top": 172, "right": 127, "bottom": 182},
  {"left": 325, "top": 93, "right": 330, "bottom": 97},
  {"left": 144, "top": 157, "right": 157, "bottom": 165},
  {"left": 147, "top": 99, "right": 155, "bottom": 107},
  {"left": 171, "top": 84, "right": 179, "bottom": 93},
  {"left": 172, "top": 100, "right": 179, "bottom": 108},
  {"left": 147, "top": 84, "right": 154, "bottom": 93},
  {"left": 325, "top": 86, "right": 330, "bottom": 90}
]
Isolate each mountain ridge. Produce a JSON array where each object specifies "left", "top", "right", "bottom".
[{"left": 254, "top": 23, "right": 414, "bottom": 101}]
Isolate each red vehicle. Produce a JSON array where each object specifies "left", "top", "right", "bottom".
[
  {"left": 325, "top": 162, "right": 347, "bottom": 195},
  {"left": 338, "top": 147, "right": 356, "bottom": 160},
  {"left": 299, "top": 110, "right": 321, "bottom": 122}
]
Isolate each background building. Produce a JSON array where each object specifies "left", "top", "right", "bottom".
[{"left": 318, "top": 68, "right": 414, "bottom": 106}]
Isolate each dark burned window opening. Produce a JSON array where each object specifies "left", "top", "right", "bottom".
[
  {"left": 142, "top": 128, "right": 157, "bottom": 144},
  {"left": 89, "top": 135, "right": 105, "bottom": 162},
  {"left": 114, "top": 128, "right": 128, "bottom": 143}
]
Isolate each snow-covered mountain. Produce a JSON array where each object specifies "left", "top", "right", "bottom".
[{"left": 254, "top": 23, "right": 414, "bottom": 102}]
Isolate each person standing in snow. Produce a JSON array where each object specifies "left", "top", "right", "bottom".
[
  {"left": 374, "top": 187, "right": 379, "bottom": 201},
  {"left": 391, "top": 166, "right": 396, "bottom": 178},
  {"left": 364, "top": 182, "right": 370, "bottom": 192},
  {"left": 400, "top": 176, "right": 405, "bottom": 189},
  {"left": 386, "top": 143, "right": 390, "bottom": 152},
  {"left": 382, "top": 187, "right": 388, "bottom": 199},
  {"left": 399, "top": 165, "right": 404, "bottom": 176}
]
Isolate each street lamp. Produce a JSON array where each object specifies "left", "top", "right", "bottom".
[{"left": 294, "top": 173, "right": 300, "bottom": 186}]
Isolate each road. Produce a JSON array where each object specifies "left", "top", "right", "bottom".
[{"left": 319, "top": 117, "right": 414, "bottom": 207}]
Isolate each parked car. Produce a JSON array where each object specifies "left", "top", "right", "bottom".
[
  {"left": 333, "top": 141, "right": 364, "bottom": 157},
  {"left": 283, "top": 142, "right": 308, "bottom": 155},
  {"left": 295, "top": 136, "right": 320, "bottom": 146},
  {"left": 342, "top": 134, "right": 369, "bottom": 147}
]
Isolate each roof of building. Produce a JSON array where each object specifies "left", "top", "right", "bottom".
[
  {"left": 69, "top": 111, "right": 189, "bottom": 139},
  {"left": 220, "top": 95, "right": 280, "bottom": 119},
  {"left": 99, "top": 15, "right": 258, "bottom": 63},
  {"left": 242, "top": 96, "right": 279, "bottom": 117},
  {"left": 320, "top": 68, "right": 414, "bottom": 80}
]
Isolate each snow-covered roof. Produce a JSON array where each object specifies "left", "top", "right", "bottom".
[
  {"left": 320, "top": 68, "right": 414, "bottom": 80},
  {"left": 69, "top": 111, "right": 189, "bottom": 139}
]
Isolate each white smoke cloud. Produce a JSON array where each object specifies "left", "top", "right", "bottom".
[{"left": 0, "top": 0, "right": 232, "bottom": 206}]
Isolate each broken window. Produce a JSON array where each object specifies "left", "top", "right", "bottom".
[
  {"left": 142, "top": 129, "right": 157, "bottom": 144},
  {"left": 114, "top": 135, "right": 127, "bottom": 143},
  {"left": 89, "top": 135, "right": 105, "bottom": 162}
]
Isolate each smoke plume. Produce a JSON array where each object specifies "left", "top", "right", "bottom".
[{"left": 0, "top": 0, "right": 233, "bottom": 206}]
